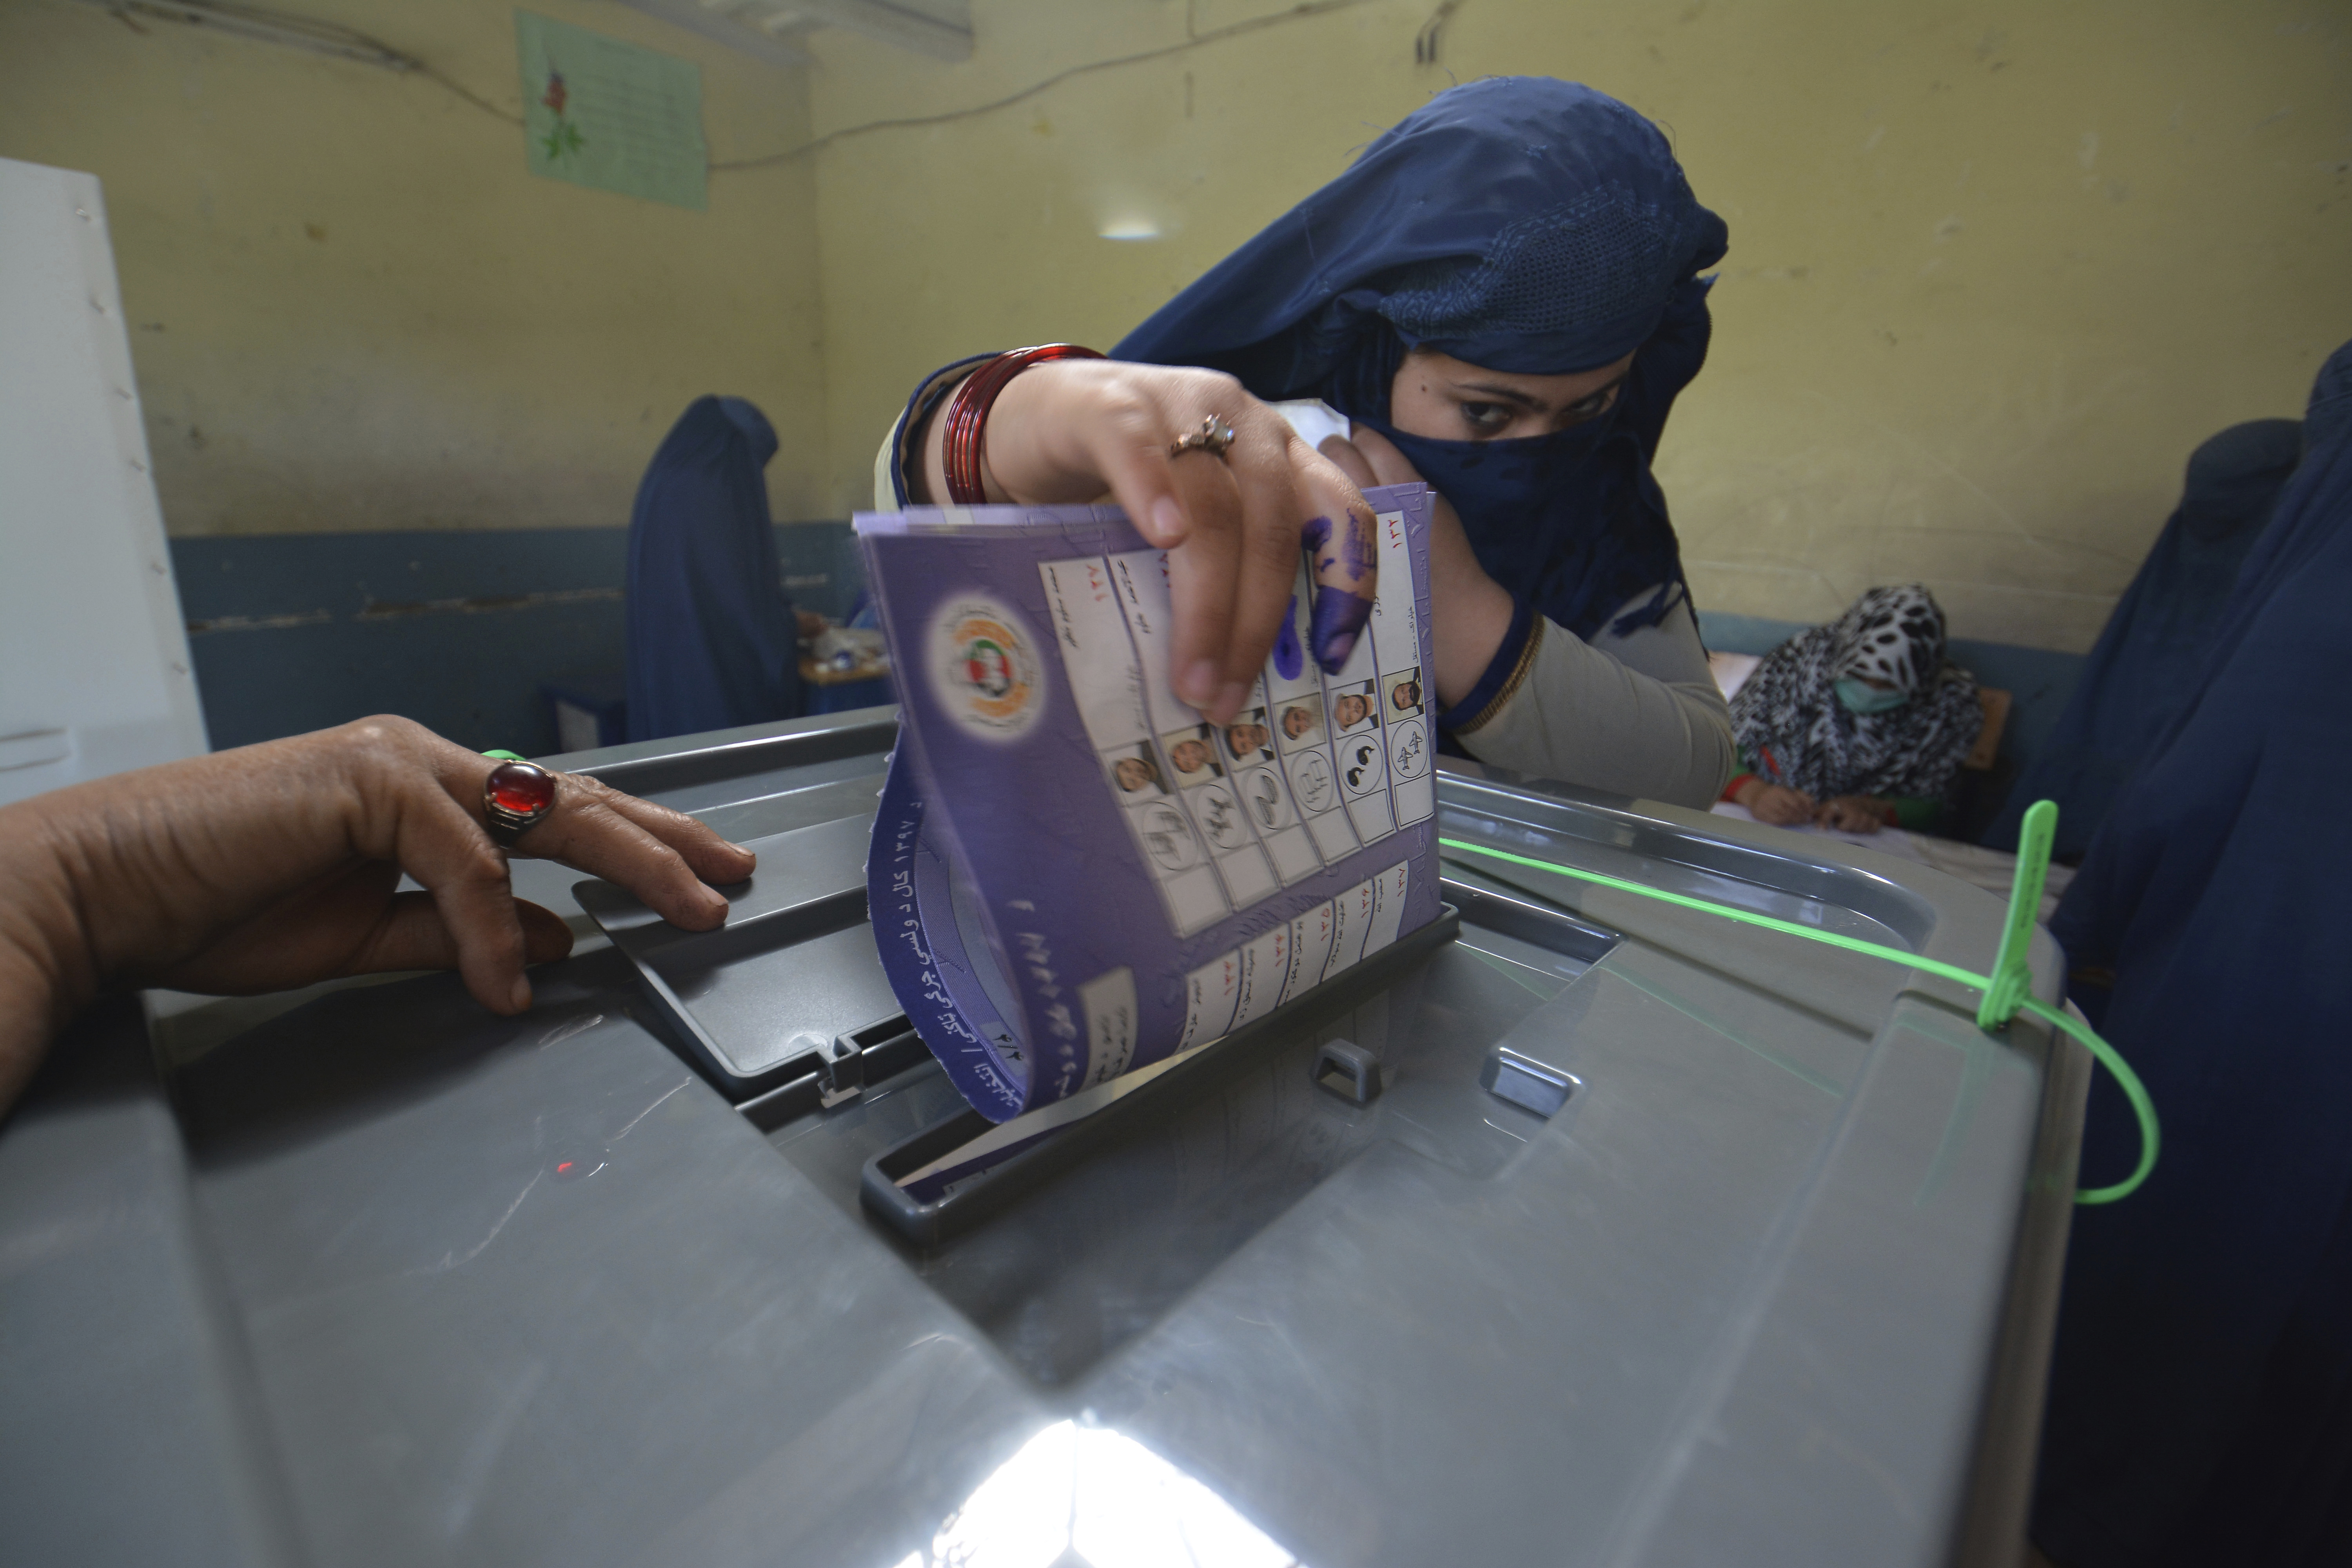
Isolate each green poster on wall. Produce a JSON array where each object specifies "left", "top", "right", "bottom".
[{"left": 515, "top": 11, "right": 706, "bottom": 211}]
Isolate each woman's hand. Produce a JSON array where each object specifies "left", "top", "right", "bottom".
[
  {"left": 1815, "top": 795, "right": 1887, "bottom": 834},
  {"left": 0, "top": 717, "right": 755, "bottom": 1112},
  {"left": 916, "top": 359, "right": 1375, "bottom": 722},
  {"left": 1731, "top": 775, "right": 1817, "bottom": 826},
  {"left": 1317, "top": 425, "right": 1516, "bottom": 709}
]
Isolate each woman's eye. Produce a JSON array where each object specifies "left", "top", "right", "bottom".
[
  {"left": 1561, "top": 385, "right": 1621, "bottom": 425},
  {"left": 1458, "top": 401, "right": 1511, "bottom": 433}
]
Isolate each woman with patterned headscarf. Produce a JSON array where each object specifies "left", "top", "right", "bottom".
[
  {"left": 875, "top": 78, "right": 1737, "bottom": 806},
  {"left": 1724, "top": 585, "right": 1985, "bottom": 833}
]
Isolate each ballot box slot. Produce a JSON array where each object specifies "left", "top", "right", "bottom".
[
  {"left": 572, "top": 770, "right": 1676, "bottom": 1386},
  {"left": 740, "top": 875, "right": 1619, "bottom": 1383},
  {"left": 855, "top": 875, "right": 1623, "bottom": 1250},
  {"left": 858, "top": 906, "right": 1468, "bottom": 1247}
]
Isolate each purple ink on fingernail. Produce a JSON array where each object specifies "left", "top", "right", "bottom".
[
  {"left": 1273, "top": 595, "right": 1305, "bottom": 680},
  {"left": 1311, "top": 587, "right": 1373, "bottom": 673}
]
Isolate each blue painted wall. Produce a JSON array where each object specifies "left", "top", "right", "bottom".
[
  {"left": 172, "top": 524, "right": 860, "bottom": 755},
  {"left": 171, "top": 528, "right": 2094, "bottom": 820}
]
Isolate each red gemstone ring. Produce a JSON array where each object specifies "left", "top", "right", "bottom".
[{"left": 483, "top": 760, "right": 558, "bottom": 845}]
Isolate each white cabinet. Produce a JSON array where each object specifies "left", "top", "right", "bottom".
[{"left": 0, "top": 157, "right": 207, "bottom": 806}]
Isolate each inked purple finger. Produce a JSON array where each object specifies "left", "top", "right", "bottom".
[
  {"left": 1303, "top": 514, "right": 1333, "bottom": 559},
  {"left": 1273, "top": 595, "right": 1305, "bottom": 680},
  {"left": 1302, "top": 505, "right": 1379, "bottom": 673},
  {"left": 1310, "top": 588, "right": 1372, "bottom": 674}
]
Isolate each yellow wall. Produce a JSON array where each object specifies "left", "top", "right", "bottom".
[
  {"left": 0, "top": 0, "right": 828, "bottom": 534},
  {"left": 803, "top": 0, "right": 2352, "bottom": 652},
  {"left": 5, "top": 0, "right": 2346, "bottom": 650}
]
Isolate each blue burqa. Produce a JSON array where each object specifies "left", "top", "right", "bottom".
[
  {"left": 624, "top": 397, "right": 801, "bottom": 742},
  {"left": 1984, "top": 418, "right": 2304, "bottom": 859},
  {"left": 2032, "top": 343, "right": 2352, "bottom": 1567},
  {"left": 1114, "top": 77, "right": 1727, "bottom": 643}
]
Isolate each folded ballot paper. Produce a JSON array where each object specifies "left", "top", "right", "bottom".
[{"left": 856, "top": 483, "right": 1443, "bottom": 1148}]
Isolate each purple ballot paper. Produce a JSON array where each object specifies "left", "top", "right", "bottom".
[{"left": 857, "top": 485, "right": 1441, "bottom": 1123}]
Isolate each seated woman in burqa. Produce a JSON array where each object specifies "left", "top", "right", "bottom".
[{"left": 1722, "top": 584, "right": 1984, "bottom": 834}]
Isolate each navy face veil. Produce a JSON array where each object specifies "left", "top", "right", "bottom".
[{"left": 1115, "top": 77, "right": 1728, "bottom": 642}]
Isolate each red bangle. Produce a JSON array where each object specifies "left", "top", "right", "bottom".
[{"left": 940, "top": 344, "right": 1103, "bottom": 504}]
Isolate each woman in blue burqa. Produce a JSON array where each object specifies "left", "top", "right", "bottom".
[
  {"left": 2029, "top": 342, "right": 2352, "bottom": 1568},
  {"left": 876, "top": 77, "right": 1736, "bottom": 805}
]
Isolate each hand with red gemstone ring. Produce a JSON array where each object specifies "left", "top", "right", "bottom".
[
  {"left": 0, "top": 715, "right": 755, "bottom": 1114},
  {"left": 915, "top": 357, "right": 1376, "bottom": 724}
]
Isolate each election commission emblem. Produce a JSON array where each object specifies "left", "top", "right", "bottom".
[{"left": 927, "top": 595, "right": 1045, "bottom": 739}]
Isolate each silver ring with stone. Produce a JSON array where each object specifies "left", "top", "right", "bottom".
[
  {"left": 1169, "top": 416, "right": 1236, "bottom": 461},
  {"left": 483, "top": 760, "right": 558, "bottom": 846}
]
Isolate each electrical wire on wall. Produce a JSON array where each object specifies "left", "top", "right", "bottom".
[
  {"left": 72, "top": 0, "right": 524, "bottom": 125},
  {"left": 70, "top": 0, "right": 1467, "bottom": 172},
  {"left": 713, "top": 0, "right": 1396, "bottom": 171}
]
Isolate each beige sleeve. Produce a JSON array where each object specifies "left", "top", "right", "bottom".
[
  {"left": 1452, "top": 589, "right": 1737, "bottom": 809},
  {"left": 873, "top": 421, "right": 900, "bottom": 513},
  {"left": 875, "top": 361, "right": 980, "bottom": 512}
]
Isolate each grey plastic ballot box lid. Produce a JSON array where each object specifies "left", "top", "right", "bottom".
[{"left": 0, "top": 706, "right": 2088, "bottom": 1568}]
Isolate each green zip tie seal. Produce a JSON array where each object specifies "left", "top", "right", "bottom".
[
  {"left": 1977, "top": 799, "right": 2054, "bottom": 1031},
  {"left": 1437, "top": 797, "right": 2158, "bottom": 1205}
]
